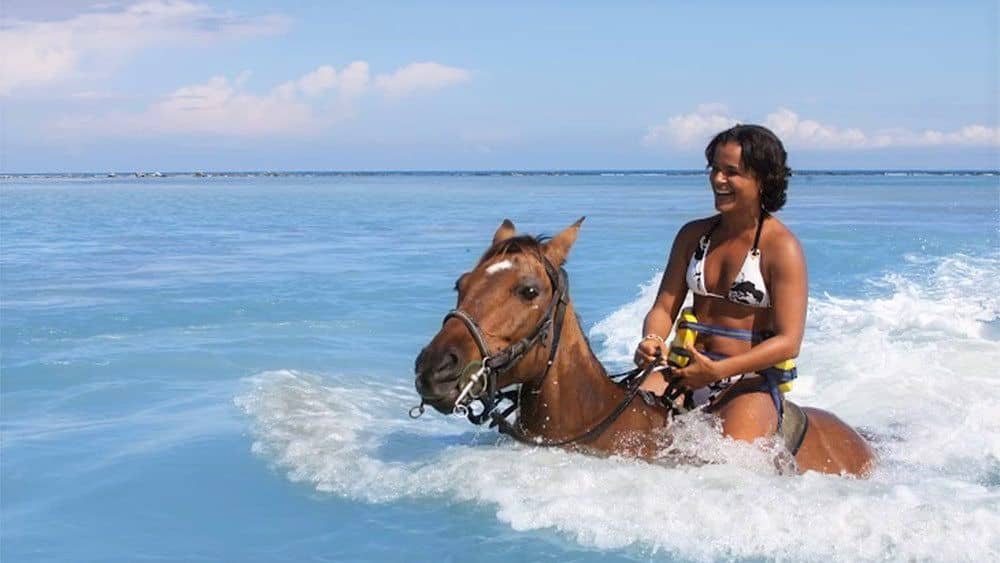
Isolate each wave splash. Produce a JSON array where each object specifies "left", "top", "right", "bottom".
[{"left": 236, "top": 254, "right": 1000, "bottom": 561}]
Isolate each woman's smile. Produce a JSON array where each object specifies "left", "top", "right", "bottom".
[
  {"left": 709, "top": 142, "right": 762, "bottom": 213},
  {"left": 712, "top": 185, "right": 737, "bottom": 208}
]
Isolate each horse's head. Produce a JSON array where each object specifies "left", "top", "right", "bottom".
[{"left": 414, "top": 218, "right": 583, "bottom": 414}]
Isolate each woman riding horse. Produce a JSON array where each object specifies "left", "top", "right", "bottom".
[
  {"left": 414, "top": 127, "right": 875, "bottom": 476},
  {"left": 636, "top": 124, "right": 873, "bottom": 473}
]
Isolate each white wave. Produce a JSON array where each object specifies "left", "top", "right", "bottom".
[
  {"left": 800, "top": 254, "right": 1000, "bottom": 476},
  {"left": 237, "top": 254, "right": 1000, "bottom": 561}
]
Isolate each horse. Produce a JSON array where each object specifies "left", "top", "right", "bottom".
[{"left": 413, "top": 218, "right": 876, "bottom": 476}]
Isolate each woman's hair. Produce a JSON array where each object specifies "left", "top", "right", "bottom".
[{"left": 705, "top": 124, "right": 792, "bottom": 212}]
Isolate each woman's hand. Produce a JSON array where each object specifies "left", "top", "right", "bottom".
[
  {"left": 671, "top": 343, "right": 722, "bottom": 389},
  {"left": 634, "top": 336, "right": 667, "bottom": 368}
]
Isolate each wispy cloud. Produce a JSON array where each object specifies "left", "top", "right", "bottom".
[
  {"left": 374, "top": 62, "right": 472, "bottom": 99},
  {"left": 53, "top": 61, "right": 472, "bottom": 138},
  {"left": 644, "top": 105, "right": 1000, "bottom": 149},
  {"left": 0, "top": 1, "right": 290, "bottom": 95}
]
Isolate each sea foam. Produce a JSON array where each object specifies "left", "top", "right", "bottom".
[{"left": 237, "top": 253, "right": 1000, "bottom": 561}]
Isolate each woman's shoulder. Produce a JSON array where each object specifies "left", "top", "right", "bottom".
[
  {"left": 677, "top": 215, "right": 719, "bottom": 239},
  {"left": 762, "top": 214, "right": 798, "bottom": 241},
  {"left": 665, "top": 216, "right": 718, "bottom": 261},
  {"left": 668, "top": 216, "right": 718, "bottom": 252},
  {"left": 761, "top": 215, "right": 804, "bottom": 263}
]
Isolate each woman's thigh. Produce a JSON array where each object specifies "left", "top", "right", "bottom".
[{"left": 713, "top": 391, "right": 778, "bottom": 442}]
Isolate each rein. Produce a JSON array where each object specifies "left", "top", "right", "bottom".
[{"left": 493, "top": 364, "right": 659, "bottom": 447}]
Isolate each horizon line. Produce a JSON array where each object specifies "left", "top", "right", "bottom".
[{"left": 3, "top": 168, "right": 998, "bottom": 177}]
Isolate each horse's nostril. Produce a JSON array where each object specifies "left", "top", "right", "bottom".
[
  {"left": 415, "top": 348, "right": 428, "bottom": 372},
  {"left": 414, "top": 375, "right": 429, "bottom": 395},
  {"left": 415, "top": 346, "right": 463, "bottom": 391},
  {"left": 439, "top": 347, "right": 460, "bottom": 372}
]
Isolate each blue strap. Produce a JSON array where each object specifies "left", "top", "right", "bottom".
[
  {"left": 702, "top": 350, "right": 728, "bottom": 361},
  {"left": 682, "top": 350, "right": 796, "bottom": 431},
  {"left": 759, "top": 364, "right": 797, "bottom": 384},
  {"left": 760, "top": 370, "right": 785, "bottom": 424},
  {"left": 678, "top": 320, "right": 763, "bottom": 342},
  {"left": 699, "top": 353, "right": 797, "bottom": 384}
]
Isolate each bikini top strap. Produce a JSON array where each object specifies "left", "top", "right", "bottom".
[
  {"left": 702, "top": 217, "right": 722, "bottom": 244},
  {"left": 751, "top": 212, "right": 768, "bottom": 252}
]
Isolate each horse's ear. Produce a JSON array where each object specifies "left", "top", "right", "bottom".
[
  {"left": 492, "top": 219, "right": 516, "bottom": 245},
  {"left": 543, "top": 217, "right": 584, "bottom": 266}
]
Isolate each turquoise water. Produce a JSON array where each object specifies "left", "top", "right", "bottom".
[{"left": 2, "top": 172, "right": 998, "bottom": 561}]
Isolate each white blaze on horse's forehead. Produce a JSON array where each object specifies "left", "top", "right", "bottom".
[{"left": 485, "top": 259, "right": 514, "bottom": 275}]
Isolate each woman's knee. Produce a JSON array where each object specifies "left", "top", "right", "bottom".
[{"left": 717, "top": 392, "right": 778, "bottom": 442}]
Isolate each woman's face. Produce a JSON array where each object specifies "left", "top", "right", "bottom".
[{"left": 709, "top": 142, "right": 762, "bottom": 214}]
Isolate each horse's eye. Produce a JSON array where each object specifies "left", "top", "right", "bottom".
[{"left": 518, "top": 285, "right": 540, "bottom": 300}]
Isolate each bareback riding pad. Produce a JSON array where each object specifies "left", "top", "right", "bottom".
[{"left": 780, "top": 399, "right": 809, "bottom": 456}]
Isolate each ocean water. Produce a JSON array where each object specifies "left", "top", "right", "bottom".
[{"left": 2, "top": 171, "right": 998, "bottom": 562}]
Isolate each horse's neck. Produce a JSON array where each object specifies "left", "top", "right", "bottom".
[{"left": 517, "top": 302, "right": 624, "bottom": 437}]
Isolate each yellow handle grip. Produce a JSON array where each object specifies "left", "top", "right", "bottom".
[{"left": 667, "top": 308, "right": 698, "bottom": 368}]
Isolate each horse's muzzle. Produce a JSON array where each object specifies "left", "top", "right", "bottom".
[{"left": 414, "top": 345, "right": 463, "bottom": 412}]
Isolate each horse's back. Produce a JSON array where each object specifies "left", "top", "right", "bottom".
[{"left": 796, "top": 407, "right": 877, "bottom": 477}]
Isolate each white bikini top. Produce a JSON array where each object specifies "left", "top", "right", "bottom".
[{"left": 685, "top": 215, "right": 771, "bottom": 308}]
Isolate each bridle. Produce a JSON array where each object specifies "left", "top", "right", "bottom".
[
  {"left": 411, "top": 251, "right": 663, "bottom": 447},
  {"left": 411, "top": 252, "right": 569, "bottom": 425}
]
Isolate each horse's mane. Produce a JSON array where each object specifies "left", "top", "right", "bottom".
[{"left": 477, "top": 234, "right": 551, "bottom": 265}]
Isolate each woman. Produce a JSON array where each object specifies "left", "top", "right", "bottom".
[{"left": 636, "top": 124, "right": 806, "bottom": 444}]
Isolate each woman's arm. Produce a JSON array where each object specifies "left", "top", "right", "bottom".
[
  {"left": 635, "top": 221, "right": 698, "bottom": 367},
  {"left": 675, "top": 230, "right": 807, "bottom": 385}
]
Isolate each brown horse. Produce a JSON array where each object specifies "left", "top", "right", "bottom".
[{"left": 414, "top": 218, "right": 876, "bottom": 476}]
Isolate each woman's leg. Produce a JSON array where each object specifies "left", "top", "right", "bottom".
[{"left": 713, "top": 391, "right": 778, "bottom": 442}]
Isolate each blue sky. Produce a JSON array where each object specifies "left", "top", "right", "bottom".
[{"left": 2, "top": 0, "right": 997, "bottom": 172}]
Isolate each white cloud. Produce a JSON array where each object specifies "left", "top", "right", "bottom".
[
  {"left": 643, "top": 103, "right": 738, "bottom": 148},
  {"left": 297, "top": 66, "right": 338, "bottom": 97},
  {"left": 139, "top": 75, "right": 318, "bottom": 136},
  {"left": 645, "top": 105, "right": 999, "bottom": 149},
  {"left": 338, "top": 62, "right": 372, "bottom": 100},
  {"left": 0, "top": 1, "right": 290, "bottom": 95},
  {"left": 53, "top": 60, "right": 471, "bottom": 138},
  {"left": 374, "top": 62, "right": 471, "bottom": 99},
  {"left": 59, "top": 69, "right": 348, "bottom": 137},
  {"left": 274, "top": 62, "right": 371, "bottom": 101},
  {"left": 872, "top": 124, "right": 1000, "bottom": 147},
  {"left": 70, "top": 90, "right": 118, "bottom": 101},
  {"left": 763, "top": 108, "right": 868, "bottom": 148}
]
